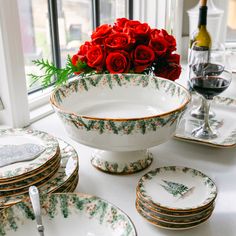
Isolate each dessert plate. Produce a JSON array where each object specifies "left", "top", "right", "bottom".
[
  {"left": 135, "top": 200, "right": 211, "bottom": 230},
  {"left": 137, "top": 166, "right": 217, "bottom": 212}
]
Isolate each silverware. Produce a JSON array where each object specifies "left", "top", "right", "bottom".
[{"left": 29, "top": 186, "right": 45, "bottom": 236}]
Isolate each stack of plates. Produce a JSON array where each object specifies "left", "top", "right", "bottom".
[
  {"left": 136, "top": 166, "right": 217, "bottom": 230},
  {"left": 0, "top": 129, "right": 79, "bottom": 209}
]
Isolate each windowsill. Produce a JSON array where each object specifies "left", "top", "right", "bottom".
[
  {"left": 28, "top": 86, "right": 53, "bottom": 110},
  {"left": 28, "top": 86, "right": 54, "bottom": 124},
  {"left": 30, "top": 102, "right": 54, "bottom": 124}
]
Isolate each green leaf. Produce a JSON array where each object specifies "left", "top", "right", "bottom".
[
  {"left": 113, "top": 74, "right": 122, "bottom": 86},
  {"left": 80, "top": 78, "right": 88, "bottom": 91},
  {"left": 106, "top": 74, "right": 113, "bottom": 89},
  {"left": 98, "top": 120, "right": 105, "bottom": 134},
  {"left": 108, "top": 121, "right": 118, "bottom": 134},
  {"left": 138, "top": 120, "right": 146, "bottom": 134}
]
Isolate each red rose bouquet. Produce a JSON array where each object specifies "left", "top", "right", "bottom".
[{"left": 31, "top": 18, "right": 181, "bottom": 87}]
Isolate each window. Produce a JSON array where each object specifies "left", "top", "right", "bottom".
[
  {"left": 0, "top": 0, "right": 177, "bottom": 127},
  {"left": 17, "top": 0, "right": 52, "bottom": 93},
  {"left": 17, "top": 0, "right": 129, "bottom": 95},
  {"left": 226, "top": 0, "right": 236, "bottom": 42}
]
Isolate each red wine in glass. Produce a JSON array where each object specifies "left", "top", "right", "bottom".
[
  {"left": 190, "top": 76, "right": 230, "bottom": 100},
  {"left": 189, "top": 62, "right": 232, "bottom": 139}
]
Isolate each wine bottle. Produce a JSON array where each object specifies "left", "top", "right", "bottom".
[{"left": 189, "top": 0, "right": 212, "bottom": 63}]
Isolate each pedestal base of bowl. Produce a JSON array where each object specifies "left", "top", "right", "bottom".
[{"left": 91, "top": 150, "right": 153, "bottom": 175}]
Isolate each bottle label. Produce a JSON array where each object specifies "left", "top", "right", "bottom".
[{"left": 188, "top": 46, "right": 209, "bottom": 66}]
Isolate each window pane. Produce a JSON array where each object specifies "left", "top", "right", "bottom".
[
  {"left": 100, "top": 0, "right": 128, "bottom": 25},
  {"left": 17, "top": 0, "right": 52, "bottom": 93},
  {"left": 226, "top": 0, "right": 236, "bottom": 42},
  {"left": 58, "top": 0, "right": 93, "bottom": 67}
]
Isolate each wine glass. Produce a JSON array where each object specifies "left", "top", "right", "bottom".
[
  {"left": 189, "top": 60, "right": 232, "bottom": 139},
  {"left": 189, "top": 42, "right": 226, "bottom": 120}
]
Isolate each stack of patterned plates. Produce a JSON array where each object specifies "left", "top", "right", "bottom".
[
  {"left": 136, "top": 166, "right": 217, "bottom": 230},
  {"left": 0, "top": 129, "right": 79, "bottom": 209}
]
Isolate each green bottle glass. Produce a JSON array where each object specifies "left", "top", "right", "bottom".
[{"left": 189, "top": 0, "right": 212, "bottom": 62}]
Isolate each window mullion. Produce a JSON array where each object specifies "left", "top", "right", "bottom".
[
  {"left": 92, "top": 0, "right": 100, "bottom": 29},
  {"left": 48, "top": 0, "right": 61, "bottom": 69},
  {"left": 128, "top": 0, "right": 133, "bottom": 20}
]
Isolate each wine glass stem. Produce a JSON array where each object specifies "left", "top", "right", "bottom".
[
  {"left": 200, "top": 97, "right": 206, "bottom": 113},
  {"left": 203, "top": 98, "right": 212, "bottom": 131}
]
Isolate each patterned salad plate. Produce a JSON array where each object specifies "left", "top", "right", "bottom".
[
  {"left": 0, "top": 139, "right": 79, "bottom": 208},
  {"left": 0, "top": 193, "right": 137, "bottom": 236},
  {"left": 175, "top": 96, "right": 236, "bottom": 148},
  {"left": 135, "top": 166, "right": 217, "bottom": 230},
  {"left": 0, "top": 129, "right": 59, "bottom": 181}
]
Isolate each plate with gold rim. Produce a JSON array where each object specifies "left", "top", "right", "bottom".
[
  {"left": 136, "top": 191, "right": 215, "bottom": 218},
  {"left": 56, "top": 167, "right": 79, "bottom": 193},
  {"left": 0, "top": 138, "right": 78, "bottom": 208},
  {"left": 0, "top": 160, "right": 60, "bottom": 196},
  {"left": 137, "top": 166, "right": 217, "bottom": 212},
  {"left": 135, "top": 200, "right": 212, "bottom": 230},
  {"left": 60, "top": 174, "right": 79, "bottom": 193},
  {"left": 0, "top": 149, "right": 60, "bottom": 185},
  {"left": 0, "top": 193, "right": 137, "bottom": 236},
  {"left": 136, "top": 198, "right": 214, "bottom": 224},
  {"left": 175, "top": 96, "right": 236, "bottom": 148},
  {"left": 0, "top": 155, "right": 61, "bottom": 191},
  {"left": 0, "top": 129, "right": 59, "bottom": 180}
]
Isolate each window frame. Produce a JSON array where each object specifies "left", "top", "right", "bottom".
[{"left": 0, "top": 0, "right": 30, "bottom": 128}]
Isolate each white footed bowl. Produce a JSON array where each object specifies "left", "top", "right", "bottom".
[{"left": 51, "top": 74, "right": 190, "bottom": 174}]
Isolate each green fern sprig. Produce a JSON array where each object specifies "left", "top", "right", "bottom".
[{"left": 29, "top": 55, "right": 93, "bottom": 88}]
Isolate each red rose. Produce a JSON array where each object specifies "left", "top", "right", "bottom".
[
  {"left": 105, "top": 33, "right": 135, "bottom": 50},
  {"left": 77, "top": 41, "right": 92, "bottom": 62},
  {"left": 123, "top": 20, "right": 141, "bottom": 35},
  {"left": 124, "top": 21, "right": 150, "bottom": 44},
  {"left": 155, "top": 64, "right": 181, "bottom": 81},
  {"left": 113, "top": 18, "right": 129, "bottom": 32},
  {"left": 149, "top": 36, "right": 168, "bottom": 57},
  {"left": 106, "top": 51, "right": 130, "bottom": 73},
  {"left": 71, "top": 54, "right": 86, "bottom": 75},
  {"left": 135, "top": 23, "right": 150, "bottom": 35},
  {"left": 150, "top": 29, "right": 161, "bottom": 39},
  {"left": 133, "top": 45, "right": 155, "bottom": 73},
  {"left": 159, "top": 29, "right": 176, "bottom": 52},
  {"left": 166, "top": 53, "right": 180, "bottom": 64},
  {"left": 115, "top": 18, "right": 129, "bottom": 28},
  {"left": 91, "top": 24, "right": 112, "bottom": 44},
  {"left": 87, "top": 45, "right": 105, "bottom": 71},
  {"left": 71, "top": 54, "right": 79, "bottom": 66},
  {"left": 132, "top": 23, "right": 151, "bottom": 43}
]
